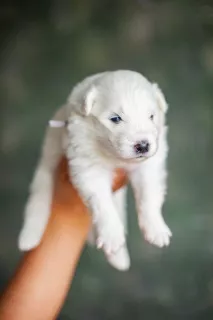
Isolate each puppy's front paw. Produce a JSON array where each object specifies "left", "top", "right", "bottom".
[
  {"left": 139, "top": 215, "right": 172, "bottom": 248},
  {"left": 96, "top": 222, "right": 125, "bottom": 255}
]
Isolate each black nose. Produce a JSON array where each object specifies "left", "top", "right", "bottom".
[{"left": 134, "top": 140, "right": 150, "bottom": 154}]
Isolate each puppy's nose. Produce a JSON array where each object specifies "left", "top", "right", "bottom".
[{"left": 134, "top": 140, "right": 150, "bottom": 154}]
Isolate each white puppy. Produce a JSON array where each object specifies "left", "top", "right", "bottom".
[{"left": 18, "top": 70, "right": 172, "bottom": 271}]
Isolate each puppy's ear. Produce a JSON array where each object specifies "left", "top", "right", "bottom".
[
  {"left": 152, "top": 83, "right": 168, "bottom": 113},
  {"left": 84, "top": 86, "right": 97, "bottom": 116}
]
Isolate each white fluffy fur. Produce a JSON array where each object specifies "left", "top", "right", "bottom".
[{"left": 18, "top": 70, "right": 172, "bottom": 271}]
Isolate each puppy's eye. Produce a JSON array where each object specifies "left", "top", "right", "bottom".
[
  {"left": 110, "top": 114, "right": 122, "bottom": 124},
  {"left": 150, "top": 114, "right": 154, "bottom": 121}
]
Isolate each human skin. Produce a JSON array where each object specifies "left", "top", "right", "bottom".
[{"left": 0, "top": 158, "right": 127, "bottom": 320}]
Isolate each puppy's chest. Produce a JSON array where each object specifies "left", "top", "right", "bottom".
[{"left": 105, "top": 157, "right": 142, "bottom": 174}]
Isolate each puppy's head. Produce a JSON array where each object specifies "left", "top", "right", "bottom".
[{"left": 82, "top": 71, "right": 168, "bottom": 162}]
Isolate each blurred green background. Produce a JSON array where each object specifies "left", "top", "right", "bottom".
[{"left": 1, "top": 0, "right": 213, "bottom": 319}]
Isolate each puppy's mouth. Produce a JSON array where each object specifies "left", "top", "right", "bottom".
[
  {"left": 135, "top": 153, "right": 151, "bottom": 158},
  {"left": 115, "top": 148, "right": 156, "bottom": 162},
  {"left": 134, "top": 155, "right": 148, "bottom": 161},
  {"left": 134, "top": 148, "right": 157, "bottom": 160},
  {"left": 120, "top": 155, "right": 147, "bottom": 163},
  {"left": 136, "top": 155, "right": 145, "bottom": 159}
]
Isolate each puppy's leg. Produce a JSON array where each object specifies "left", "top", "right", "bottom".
[
  {"left": 105, "top": 186, "right": 130, "bottom": 271},
  {"left": 129, "top": 143, "right": 172, "bottom": 248},
  {"left": 18, "top": 163, "right": 55, "bottom": 251},
  {"left": 87, "top": 186, "right": 130, "bottom": 271},
  {"left": 113, "top": 186, "right": 128, "bottom": 233},
  {"left": 87, "top": 227, "right": 96, "bottom": 246},
  {"left": 87, "top": 184, "right": 128, "bottom": 243},
  {"left": 18, "top": 108, "right": 66, "bottom": 251},
  {"left": 68, "top": 162, "right": 126, "bottom": 256}
]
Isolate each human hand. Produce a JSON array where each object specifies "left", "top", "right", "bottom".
[{"left": 0, "top": 158, "right": 127, "bottom": 320}]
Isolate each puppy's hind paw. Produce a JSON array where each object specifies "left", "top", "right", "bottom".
[
  {"left": 106, "top": 245, "right": 131, "bottom": 271},
  {"left": 140, "top": 216, "right": 172, "bottom": 248},
  {"left": 18, "top": 227, "right": 42, "bottom": 251}
]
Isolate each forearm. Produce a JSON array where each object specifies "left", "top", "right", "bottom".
[
  {"left": 0, "top": 158, "right": 126, "bottom": 320},
  {"left": 0, "top": 202, "right": 91, "bottom": 320}
]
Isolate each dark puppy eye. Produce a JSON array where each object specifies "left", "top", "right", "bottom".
[
  {"left": 150, "top": 114, "right": 154, "bottom": 121},
  {"left": 110, "top": 114, "right": 122, "bottom": 124}
]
